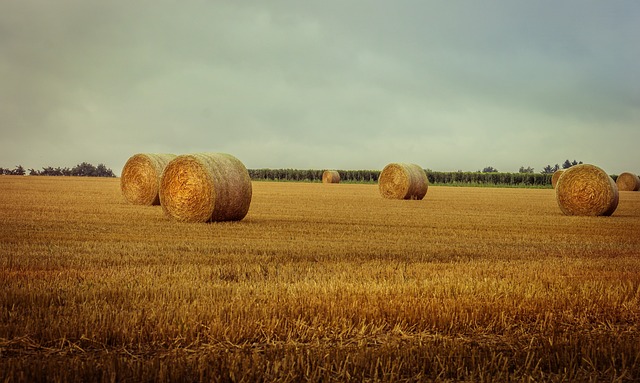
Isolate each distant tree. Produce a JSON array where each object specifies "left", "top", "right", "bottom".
[
  {"left": 96, "top": 164, "right": 115, "bottom": 177},
  {"left": 72, "top": 162, "right": 97, "bottom": 176},
  {"left": 482, "top": 166, "right": 498, "bottom": 173},
  {"left": 541, "top": 164, "right": 560, "bottom": 174},
  {"left": 41, "top": 166, "right": 64, "bottom": 176},
  {"left": 561, "top": 159, "right": 583, "bottom": 169},
  {"left": 20, "top": 162, "right": 115, "bottom": 177},
  {"left": 9, "top": 165, "right": 26, "bottom": 175},
  {"left": 519, "top": 166, "right": 535, "bottom": 174}
]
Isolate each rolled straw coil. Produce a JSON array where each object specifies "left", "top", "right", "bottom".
[
  {"left": 159, "top": 153, "right": 252, "bottom": 222},
  {"left": 551, "top": 170, "right": 564, "bottom": 189},
  {"left": 555, "top": 164, "right": 618, "bottom": 216},
  {"left": 121, "top": 153, "right": 177, "bottom": 205},
  {"left": 616, "top": 172, "right": 640, "bottom": 191},
  {"left": 322, "top": 170, "right": 341, "bottom": 184},
  {"left": 378, "top": 163, "right": 428, "bottom": 200}
]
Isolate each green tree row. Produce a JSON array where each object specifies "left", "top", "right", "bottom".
[
  {"left": 1, "top": 163, "right": 115, "bottom": 177},
  {"left": 427, "top": 171, "right": 552, "bottom": 187},
  {"left": 248, "top": 169, "right": 379, "bottom": 183},
  {"left": 248, "top": 169, "right": 555, "bottom": 187}
]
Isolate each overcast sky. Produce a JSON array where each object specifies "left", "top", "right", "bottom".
[{"left": 1, "top": 1, "right": 639, "bottom": 176}]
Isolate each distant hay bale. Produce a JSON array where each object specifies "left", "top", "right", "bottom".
[
  {"left": 616, "top": 172, "right": 640, "bottom": 191},
  {"left": 159, "top": 153, "right": 252, "bottom": 222},
  {"left": 121, "top": 153, "right": 177, "bottom": 205},
  {"left": 322, "top": 170, "right": 341, "bottom": 184},
  {"left": 551, "top": 170, "right": 564, "bottom": 189},
  {"left": 378, "top": 163, "right": 428, "bottom": 200},
  {"left": 555, "top": 164, "right": 618, "bottom": 216}
]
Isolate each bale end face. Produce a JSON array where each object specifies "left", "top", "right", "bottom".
[
  {"left": 378, "top": 163, "right": 428, "bottom": 200},
  {"left": 616, "top": 172, "right": 640, "bottom": 191},
  {"left": 159, "top": 153, "right": 252, "bottom": 223},
  {"left": 555, "top": 164, "right": 618, "bottom": 216},
  {"left": 120, "top": 153, "right": 176, "bottom": 205},
  {"left": 551, "top": 170, "right": 564, "bottom": 189},
  {"left": 322, "top": 170, "right": 341, "bottom": 184}
]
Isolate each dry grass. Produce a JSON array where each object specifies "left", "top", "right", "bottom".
[
  {"left": 120, "top": 153, "right": 176, "bottom": 205},
  {"left": 555, "top": 164, "right": 619, "bottom": 216},
  {"left": 617, "top": 172, "right": 640, "bottom": 192},
  {"left": 159, "top": 153, "right": 252, "bottom": 222},
  {"left": 1, "top": 176, "right": 640, "bottom": 382},
  {"left": 322, "top": 170, "right": 341, "bottom": 184},
  {"left": 378, "top": 163, "right": 428, "bottom": 200}
]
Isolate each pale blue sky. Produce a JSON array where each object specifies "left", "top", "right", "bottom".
[{"left": 1, "top": 1, "right": 638, "bottom": 175}]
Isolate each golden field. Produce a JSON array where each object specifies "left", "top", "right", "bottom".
[{"left": 1, "top": 176, "right": 639, "bottom": 382}]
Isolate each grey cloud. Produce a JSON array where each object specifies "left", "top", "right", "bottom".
[{"left": 1, "top": 1, "right": 638, "bottom": 174}]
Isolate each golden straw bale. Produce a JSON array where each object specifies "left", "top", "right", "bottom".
[
  {"left": 551, "top": 170, "right": 564, "bottom": 189},
  {"left": 555, "top": 164, "right": 618, "bottom": 216},
  {"left": 322, "top": 170, "right": 341, "bottom": 184},
  {"left": 378, "top": 163, "right": 428, "bottom": 200},
  {"left": 120, "top": 153, "right": 177, "bottom": 205},
  {"left": 616, "top": 172, "right": 640, "bottom": 191},
  {"left": 159, "top": 153, "right": 252, "bottom": 222}
]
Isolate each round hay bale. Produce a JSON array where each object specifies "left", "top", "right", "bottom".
[
  {"left": 121, "top": 153, "right": 177, "bottom": 205},
  {"left": 378, "top": 163, "right": 428, "bottom": 200},
  {"left": 616, "top": 172, "right": 640, "bottom": 191},
  {"left": 551, "top": 170, "right": 564, "bottom": 189},
  {"left": 555, "top": 164, "right": 618, "bottom": 216},
  {"left": 159, "top": 153, "right": 252, "bottom": 222},
  {"left": 322, "top": 170, "right": 341, "bottom": 184}
]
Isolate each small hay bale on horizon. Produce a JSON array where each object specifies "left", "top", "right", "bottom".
[
  {"left": 378, "top": 163, "right": 428, "bottom": 200},
  {"left": 121, "top": 153, "right": 177, "bottom": 205},
  {"left": 322, "top": 170, "right": 341, "bottom": 184},
  {"left": 555, "top": 164, "right": 618, "bottom": 216},
  {"left": 159, "top": 153, "right": 252, "bottom": 223},
  {"left": 616, "top": 172, "right": 640, "bottom": 191},
  {"left": 551, "top": 170, "right": 564, "bottom": 189}
]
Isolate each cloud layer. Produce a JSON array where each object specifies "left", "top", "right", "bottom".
[{"left": 1, "top": 1, "right": 639, "bottom": 175}]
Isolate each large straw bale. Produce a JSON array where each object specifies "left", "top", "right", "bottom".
[
  {"left": 616, "top": 172, "right": 640, "bottom": 191},
  {"left": 120, "top": 153, "right": 177, "bottom": 205},
  {"left": 551, "top": 170, "right": 564, "bottom": 189},
  {"left": 159, "top": 153, "right": 252, "bottom": 222},
  {"left": 555, "top": 164, "right": 618, "bottom": 216},
  {"left": 378, "top": 163, "right": 428, "bottom": 200},
  {"left": 322, "top": 170, "right": 341, "bottom": 184}
]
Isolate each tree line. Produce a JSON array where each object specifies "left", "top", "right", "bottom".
[
  {"left": 481, "top": 159, "right": 583, "bottom": 174},
  {"left": 248, "top": 160, "right": 588, "bottom": 187},
  {"left": 1, "top": 163, "right": 115, "bottom": 177},
  {"left": 247, "top": 168, "right": 555, "bottom": 186},
  {"left": 248, "top": 169, "right": 379, "bottom": 183},
  {"left": 2, "top": 159, "right": 593, "bottom": 186}
]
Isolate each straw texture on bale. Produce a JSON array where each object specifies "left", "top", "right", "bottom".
[
  {"left": 551, "top": 170, "right": 564, "bottom": 189},
  {"left": 378, "top": 163, "right": 428, "bottom": 200},
  {"left": 322, "top": 170, "right": 341, "bottom": 184},
  {"left": 555, "top": 164, "right": 618, "bottom": 216},
  {"left": 159, "top": 153, "right": 252, "bottom": 222},
  {"left": 120, "top": 153, "right": 177, "bottom": 205},
  {"left": 616, "top": 172, "right": 640, "bottom": 191}
]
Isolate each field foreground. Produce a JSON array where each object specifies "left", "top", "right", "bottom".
[{"left": 1, "top": 176, "right": 639, "bottom": 382}]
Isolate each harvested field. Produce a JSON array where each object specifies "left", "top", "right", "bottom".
[{"left": 1, "top": 176, "right": 640, "bottom": 382}]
